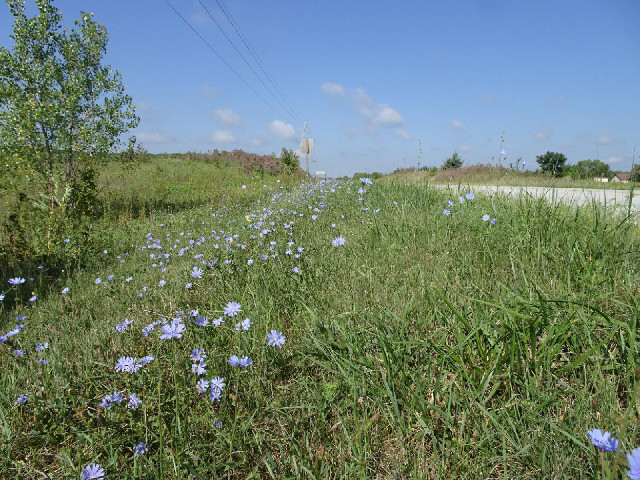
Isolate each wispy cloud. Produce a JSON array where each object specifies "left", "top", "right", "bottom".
[
  {"left": 451, "top": 120, "right": 467, "bottom": 131},
  {"left": 214, "top": 109, "right": 243, "bottom": 127},
  {"left": 533, "top": 128, "right": 553, "bottom": 140},
  {"left": 605, "top": 156, "right": 623, "bottom": 164},
  {"left": 321, "top": 82, "right": 346, "bottom": 97},
  {"left": 268, "top": 120, "right": 297, "bottom": 141},
  {"left": 393, "top": 128, "right": 412, "bottom": 140},
  {"left": 458, "top": 145, "right": 471, "bottom": 153},
  {"left": 321, "top": 82, "right": 405, "bottom": 133},
  {"left": 134, "top": 101, "right": 166, "bottom": 121},
  {"left": 210, "top": 130, "right": 236, "bottom": 143},
  {"left": 136, "top": 132, "right": 174, "bottom": 144},
  {"left": 200, "top": 84, "right": 219, "bottom": 99}
]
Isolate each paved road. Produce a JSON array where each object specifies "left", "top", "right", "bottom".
[{"left": 434, "top": 184, "right": 640, "bottom": 217}]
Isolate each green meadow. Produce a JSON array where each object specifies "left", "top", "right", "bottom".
[{"left": 1, "top": 159, "right": 639, "bottom": 479}]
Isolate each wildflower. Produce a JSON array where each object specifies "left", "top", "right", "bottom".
[
  {"left": 465, "top": 192, "right": 475, "bottom": 200},
  {"left": 8, "top": 277, "right": 25, "bottom": 285},
  {"left": 297, "top": 247, "right": 304, "bottom": 253},
  {"left": 239, "top": 356, "right": 253, "bottom": 367},
  {"left": 267, "top": 330, "right": 286, "bottom": 348},
  {"left": 210, "top": 376, "right": 225, "bottom": 391},
  {"left": 491, "top": 218, "right": 497, "bottom": 224},
  {"left": 15, "top": 394, "right": 28, "bottom": 404},
  {"left": 29, "top": 295, "right": 37, "bottom": 302},
  {"left": 212, "top": 316, "right": 224, "bottom": 326},
  {"left": 94, "top": 278, "right": 102, "bottom": 285},
  {"left": 194, "top": 316, "right": 208, "bottom": 326},
  {"left": 64, "top": 238, "right": 70, "bottom": 243},
  {"left": 247, "top": 258, "right": 254, "bottom": 266},
  {"left": 209, "top": 388, "right": 223, "bottom": 402},
  {"left": 447, "top": 200, "right": 454, "bottom": 207},
  {"left": 443, "top": 209, "right": 451, "bottom": 216},
  {"left": 458, "top": 196, "right": 465, "bottom": 204},
  {"left": 61, "top": 287, "right": 69, "bottom": 294},
  {"left": 0, "top": 294, "right": 3, "bottom": 301},
  {"left": 115, "top": 356, "right": 137, "bottom": 373},
  {"left": 191, "top": 348, "right": 207, "bottom": 362},
  {"left": 158, "top": 279, "right": 166, "bottom": 287},
  {"left": 498, "top": 149, "right": 506, "bottom": 156},
  {"left": 228, "top": 355, "right": 240, "bottom": 367},
  {"left": 482, "top": 214, "right": 490, "bottom": 222},
  {"left": 133, "top": 441, "right": 148, "bottom": 456},
  {"left": 81, "top": 463, "right": 105, "bottom": 480},
  {"left": 127, "top": 393, "right": 142, "bottom": 409},
  {"left": 332, "top": 236, "right": 346, "bottom": 247},
  {"left": 37, "top": 359, "right": 50, "bottom": 365},
  {"left": 195, "top": 379, "right": 210, "bottom": 394},
  {"left": 292, "top": 267, "right": 299, "bottom": 274},
  {"left": 99, "top": 394, "right": 113, "bottom": 409},
  {"left": 14, "top": 349, "right": 24, "bottom": 357},
  {"left": 627, "top": 447, "right": 640, "bottom": 479},
  {"left": 587, "top": 429, "right": 618, "bottom": 452},
  {"left": 311, "top": 215, "right": 318, "bottom": 220},
  {"left": 111, "top": 391, "right": 124, "bottom": 404},
  {"left": 185, "top": 282, "right": 193, "bottom": 290},
  {"left": 115, "top": 318, "right": 133, "bottom": 332},
  {"left": 521, "top": 161, "right": 528, "bottom": 167},
  {"left": 224, "top": 301, "right": 242, "bottom": 317},
  {"left": 213, "top": 418, "right": 223, "bottom": 428},
  {"left": 138, "top": 355, "right": 154, "bottom": 366},
  {"left": 35, "top": 343, "right": 49, "bottom": 351},
  {"left": 191, "top": 267, "right": 204, "bottom": 279},
  {"left": 160, "top": 318, "right": 185, "bottom": 340},
  {"left": 235, "top": 318, "right": 251, "bottom": 331}
]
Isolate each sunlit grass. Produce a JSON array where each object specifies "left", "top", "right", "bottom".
[{"left": 1, "top": 175, "right": 639, "bottom": 478}]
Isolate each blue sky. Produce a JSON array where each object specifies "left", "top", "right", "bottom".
[{"left": 2, "top": 1, "right": 639, "bottom": 176}]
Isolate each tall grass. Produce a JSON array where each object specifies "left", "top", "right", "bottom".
[{"left": 0, "top": 175, "right": 638, "bottom": 478}]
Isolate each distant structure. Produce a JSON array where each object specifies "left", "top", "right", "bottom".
[
  {"left": 313, "top": 170, "right": 327, "bottom": 179},
  {"left": 594, "top": 177, "right": 609, "bottom": 183},
  {"left": 613, "top": 173, "right": 631, "bottom": 183}
]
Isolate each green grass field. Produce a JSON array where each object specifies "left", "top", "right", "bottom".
[{"left": 1, "top": 161, "right": 639, "bottom": 479}]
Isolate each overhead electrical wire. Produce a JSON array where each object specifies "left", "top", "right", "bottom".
[
  {"left": 162, "top": 0, "right": 298, "bottom": 127},
  {"left": 213, "top": 0, "right": 303, "bottom": 125},
  {"left": 197, "top": 0, "right": 301, "bottom": 126}
]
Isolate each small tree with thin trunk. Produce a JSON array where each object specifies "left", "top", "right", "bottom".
[
  {"left": 0, "top": 0, "right": 139, "bottom": 216},
  {"left": 441, "top": 151, "right": 463, "bottom": 170}
]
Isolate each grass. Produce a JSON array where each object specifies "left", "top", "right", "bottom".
[
  {"left": 1, "top": 168, "right": 639, "bottom": 478},
  {"left": 384, "top": 164, "right": 638, "bottom": 190}
]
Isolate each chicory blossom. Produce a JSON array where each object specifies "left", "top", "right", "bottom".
[
  {"left": 81, "top": 463, "right": 105, "bottom": 480},
  {"left": 267, "top": 330, "right": 286, "bottom": 348},
  {"left": 587, "top": 429, "right": 618, "bottom": 452}
]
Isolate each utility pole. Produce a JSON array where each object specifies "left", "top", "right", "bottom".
[{"left": 299, "top": 121, "right": 312, "bottom": 177}]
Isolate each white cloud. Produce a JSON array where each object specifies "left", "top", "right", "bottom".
[
  {"left": 533, "top": 128, "right": 553, "bottom": 140},
  {"left": 214, "top": 109, "right": 242, "bottom": 127},
  {"left": 268, "top": 120, "right": 297, "bottom": 140},
  {"left": 200, "top": 84, "right": 219, "bottom": 99},
  {"left": 136, "top": 132, "right": 174, "bottom": 144},
  {"left": 210, "top": 130, "right": 236, "bottom": 143},
  {"left": 372, "top": 105, "right": 404, "bottom": 126},
  {"left": 458, "top": 145, "right": 471, "bottom": 153},
  {"left": 320, "top": 82, "right": 346, "bottom": 96},
  {"left": 605, "top": 156, "right": 623, "bottom": 164},
  {"left": 451, "top": 120, "right": 467, "bottom": 131},
  {"left": 393, "top": 128, "right": 412, "bottom": 140},
  {"left": 249, "top": 136, "right": 267, "bottom": 147}
]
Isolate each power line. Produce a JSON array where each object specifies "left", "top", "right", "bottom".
[
  {"left": 213, "top": 0, "right": 303, "bottom": 125},
  {"left": 197, "top": 0, "right": 300, "bottom": 126},
  {"left": 162, "top": 0, "right": 292, "bottom": 124}
]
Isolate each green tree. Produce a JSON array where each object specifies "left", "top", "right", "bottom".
[
  {"left": 571, "top": 159, "right": 612, "bottom": 179},
  {"left": 632, "top": 164, "right": 640, "bottom": 183},
  {"left": 279, "top": 147, "right": 299, "bottom": 174},
  {"left": 0, "top": 0, "right": 139, "bottom": 214},
  {"left": 441, "top": 151, "right": 463, "bottom": 170},
  {"left": 536, "top": 151, "right": 567, "bottom": 177}
]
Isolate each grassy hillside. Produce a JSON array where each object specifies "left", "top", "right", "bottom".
[{"left": 1, "top": 171, "right": 639, "bottom": 478}]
